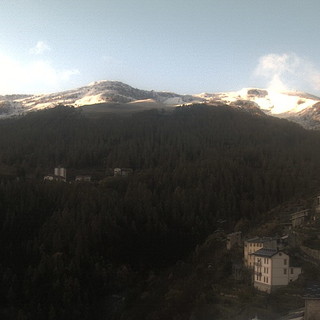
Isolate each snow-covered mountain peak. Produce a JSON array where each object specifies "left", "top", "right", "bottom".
[
  {"left": 215, "top": 88, "right": 320, "bottom": 115},
  {"left": 88, "top": 80, "right": 109, "bottom": 86}
]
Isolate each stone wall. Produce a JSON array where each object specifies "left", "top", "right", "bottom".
[{"left": 305, "top": 299, "right": 320, "bottom": 320}]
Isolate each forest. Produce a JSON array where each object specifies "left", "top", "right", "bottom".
[{"left": 1, "top": 105, "right": 320, "bottom": 319}]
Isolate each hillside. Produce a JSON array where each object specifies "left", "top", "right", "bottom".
[{"left": 1, "top": 105, "right": 320, "bottom": 319}]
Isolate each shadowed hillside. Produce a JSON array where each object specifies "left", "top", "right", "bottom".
[{"left": 1, "top": 105, "right": 320, "bottom": 319}]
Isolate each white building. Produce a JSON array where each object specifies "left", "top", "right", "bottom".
[
  {"left": 253, "top": 248, "right": 301, "bottom": 293},
  {"left": 54, "top": 167, "right": 67, "bottom": 180}
]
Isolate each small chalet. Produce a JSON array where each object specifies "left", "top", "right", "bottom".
[{"left": 253, "top": 248, "right": 301, "bottom": 293}]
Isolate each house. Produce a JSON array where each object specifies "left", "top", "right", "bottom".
[
  {"left": 252, "top": 248, "right": 301, "bottom": 293},
  {"left": 43, "top": 174, "right": 66, "bottom": 182},
  {"left": 75, "top": 175, "right": 92, "bottom": 182},
  {"left": 226, "top": 231, "right": 242, "bottom": 250},
  {"left": 244, "top": 237, "right": 278, "bottom": 268},
  {"left": 113, "top": 168, "right": 133, "bottom": 177},
  {"left": 54, "top": 166, "right": 67, "bottom": 180},
  {"left": 291, "top": 209, "right": 309, "bottom": 228},
  {"left": 114, "top": 168, "right": 122, "bottom": 176},
  {"left": 304, "top": 284, "right": 320, "bottom": 320}
]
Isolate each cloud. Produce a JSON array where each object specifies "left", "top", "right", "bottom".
[
  {"left": 29, "top": 41, "right": 51, "bottom": 55},
  {"left": 0, "top": 53, "right": 80, "bottom": 94},
  {"left": 254, "top": 53, "right": 320, "bottom": 93}
]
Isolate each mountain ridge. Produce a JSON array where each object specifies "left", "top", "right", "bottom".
[{"left": 1, "top": 80, "right": 320, "bottom": 128}]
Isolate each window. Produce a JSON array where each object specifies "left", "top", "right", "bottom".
[
  {"left": 291, "top": 268, "right": 294, "bottom": 274},
  {"left": 266, "top": 277, "right": 268, "bottom": 283},
  {"left": 284, "top": 269, "right": 287, "bottom": 275},
  {"left": 284, "top": 259, "right": 287, "bottom": 265}
]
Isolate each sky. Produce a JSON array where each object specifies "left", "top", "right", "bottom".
[{"left": 0, "top": 0, "right": 320, "bottom": 95}]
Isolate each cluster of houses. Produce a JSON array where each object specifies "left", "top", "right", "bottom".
[
  {"left": 44, "top": 166, "right": 133, "bottom": 182},
  {"left": 228, "top": 232, "right": 302, "bottom": 294},
  {"left": 227, "top": 194, "right": 320, "bottom": 319}
]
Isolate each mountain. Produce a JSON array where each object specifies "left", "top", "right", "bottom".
[
  {"left": 207, "top": 88, "right": 320, "bottom": 129},
  {"left": 0, "top": 80, "right": 202, "bottom": 117},
  {"left": 1, "top": 80, "right": 320, "bottom": 128}
]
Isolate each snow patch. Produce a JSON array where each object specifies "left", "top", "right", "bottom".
[
  {"left": 75, "top": 94, "right": 106, "bottom": 106},
  {"left": 214, "top": 88, "right": 320, "bottom": 115}
]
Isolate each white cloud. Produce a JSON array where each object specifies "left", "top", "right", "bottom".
[
  {"left": 29, "top": 41, "right": 51, "bottom": 55},
  {"left": 254, "top": 53, "right": 320, "bottom": 93},
  {"left": 0, "top": 53, "right": 80, "bottom": 94}
]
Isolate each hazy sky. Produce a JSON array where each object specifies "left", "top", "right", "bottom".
[{"left": 0, "top": 0, "right": 319, "bottom": 95}]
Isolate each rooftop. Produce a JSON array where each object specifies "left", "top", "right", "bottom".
[
  {"left": 252, "top": 248, "right": 279, "bottom": 257},
  {"left": 245, "top": 236, "right": 277, "bottom": 243},
  {"left": 304, "top": 283, "right": 320, "bottom": 299}
]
